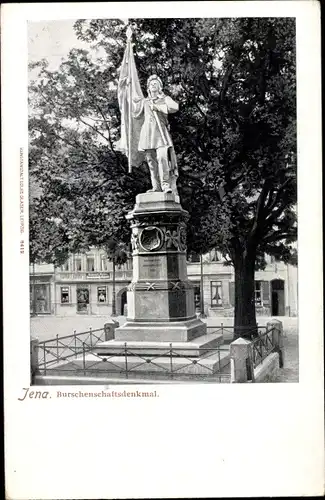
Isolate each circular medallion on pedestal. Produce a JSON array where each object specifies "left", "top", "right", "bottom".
[{"left": 140, "top": 226, "right": 164, "bottom": 252}]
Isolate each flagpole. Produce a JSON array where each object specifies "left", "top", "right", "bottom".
[{"left": 126, "top": 25, "right": 132, "bottom": 173}]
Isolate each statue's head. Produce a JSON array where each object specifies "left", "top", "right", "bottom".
[{"left": 147, "top": 75, "right": 164, "bottom": 97}]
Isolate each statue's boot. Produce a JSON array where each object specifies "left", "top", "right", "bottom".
[
  {"left": 146, "top": 175, "right": 161, "bottom": 192},
  {"left": 157, "top": 146, "right": 174, "bottom": 194},
  {"left": 162, "top": 183, "right": 172, "bottom": 194}
]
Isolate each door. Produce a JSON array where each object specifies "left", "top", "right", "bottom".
[
  {"left": 77, "top": 287, "right": 90, "bottom": 314},
  {"left": 193, "top": 284, "right": 201, "bottom": 311},
  {"left": 271, "top": 291, "right": 279, "bottom": 316},
  {"left": 121, "top": 290, "right": 127, "bottom": 315},
  {"left": 30, "top": 283, "right": 51, "bottom": 314},
  {"left": 271, "top": 280, "right": 285, "bottom": 316}
]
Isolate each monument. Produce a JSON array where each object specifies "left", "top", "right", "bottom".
[{"left": 94, "top": 26, "right": 226, "bottom": 372}]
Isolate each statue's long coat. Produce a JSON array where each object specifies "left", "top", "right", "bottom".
[
  {"left": 134, "top": 96, "right": 178, "bottom": 150},
  {"left": 133, "top": 95, "right": 179, "bottom": 176}
]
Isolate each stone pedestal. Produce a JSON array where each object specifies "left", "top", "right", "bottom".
[{"left": 114, "top": 192, "right": 206, "bottom": 342}]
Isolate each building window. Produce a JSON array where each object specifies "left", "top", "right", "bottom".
[
  {"left": 255, "top": 281, "right": 262, "bottom": 306},
  {"left": 75, "top": 258, "right": 82, "bottom": 272},
  {"left": 123, "top": 259, "right": 132, "bottom": 270},
  {"left": 61, "top": 261, "right": 69, "bottom": 271},
  {"left": 100, "top": 255, "right": 108, "bottom": 271},
  {"left": 87, "top": 257, "right": 95, "bottom": 272},
  {"left": 187, "top": 252, "right": 200, "bottom": 263},
  {"left": 60, "top": 287, "right": 70, "bottom": 304},
  {"left": 97, "top": 286, "right": 107, "bottom": 303},
  {"left": 211, "top": 281, "right": 223, "bottom": 307},
  {"left": 210, "top": 249, "right": 220, "bottom": 262}
]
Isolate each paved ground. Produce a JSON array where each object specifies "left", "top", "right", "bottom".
[
  {"left": 269, "top": 332, "right": 299, "bottom": 382},
  {"left": 30, "top": 314, "right": 297, "bottom": 341},
  {"left": 31, "top": 315, "right": 123, "bottom": 341}
]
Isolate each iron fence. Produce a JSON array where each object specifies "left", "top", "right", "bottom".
[
  {"left": 35, "top": 324, "right": 278, "bottom": 383},
  {"left": 251, "top": 327, "right": 276, "bottom": 368},
  {"left": 37, "top": 327, "right": 106, "bottom": 369},
  {"left": 207, "top": 324, "right": 268, "bottom": 341},
  {"left": 36, "top": 328, "right": 231, "bottom": 383}
]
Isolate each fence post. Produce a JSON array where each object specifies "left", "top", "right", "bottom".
[
  {"left": 267, "top": 319, "right": 284, "bottom": 367},
  {"left": 74, "top": 330, "right": 77, "bottom": 358},
  {"left": 56, "top": 334, "right": 59, "bottom": 361},
  {"left": 104, "top": 319, "right": 120, "bottom": 341},
  {"left": 230, "top": 337, "right": 253, "bottom": 383},
  {"left": 124, "top": 342, "right": 128, "bottom": 377},
  {"left": 30, "top": 337, "right": 40, "bottom": 384},
  {"left": 89, "top": 326, "right": 93, "bottom": 347},
  {"left": 82, "top": 342, "right": 86, "bottom": 375},
  {"left": 43, "top": 344, "right": 47, "bottom": 376},
  {"left": 169, "top": 343, "right": 173, "bottom": 379}
]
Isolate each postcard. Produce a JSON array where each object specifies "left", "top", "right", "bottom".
[{"left": 2, "top": 2, "right": 324, "bottom": 498}]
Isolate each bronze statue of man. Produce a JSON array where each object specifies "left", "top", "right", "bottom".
[
  {"left": 133, "top": 75, "right": 179, "bottom": 195},
  {"left": 117, "top": 27, "right": 179, "bottom": 195}
]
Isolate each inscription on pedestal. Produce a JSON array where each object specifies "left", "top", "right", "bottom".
[{"left": 141, "top": 256, "right": 163, "bottom": 280}]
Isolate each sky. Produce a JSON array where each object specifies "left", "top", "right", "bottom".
[{"left": 28, "top": 20, "right": 92, "bottom": 81}]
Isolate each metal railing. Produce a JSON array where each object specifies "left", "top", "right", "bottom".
[
  {"left": 207, "top": 324, "right": 268, "bottom": 341},
  {"left": 36, "top": 328, "right": 231, "bottom": 383},
  {"left": 251, "top": 327, "right": 276, "bottom": 368},
  {"left": 35, "top": 323, "right": 279, "bottom": 383},
  {"left": 37, "top": 327, "right": 106, "bottom": 370}
]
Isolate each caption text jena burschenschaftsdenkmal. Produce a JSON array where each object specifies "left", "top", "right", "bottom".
[{"left": 18, "top": 388, "right": 159, "bottom": 400}]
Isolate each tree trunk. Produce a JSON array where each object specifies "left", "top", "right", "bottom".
[
  {"left": 234, "top": 250, "right": 258, "bottom": 339},
  {"left": 111, "top": 257, "right": 116, "bottom": 316}
]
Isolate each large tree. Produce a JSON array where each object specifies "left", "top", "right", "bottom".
[{"left": 29, "top": 18, "right": 296, "bottom": 336}]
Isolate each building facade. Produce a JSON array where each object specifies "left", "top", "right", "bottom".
[{"left": 30, "top": 248, "right": 298, "bottom": 317}]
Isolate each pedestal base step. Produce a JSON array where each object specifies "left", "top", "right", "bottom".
[
  {"left": 114, "top": 317, "right": 206, "bottom": 342},
  {"left": 94, "top": 332, "right": 223, "bottom": 357}
]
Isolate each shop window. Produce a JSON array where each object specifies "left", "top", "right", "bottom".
[
  {"left": 75, "top": 258, "right": 82, "bottom": 272},
  {"left": 77, "top": 287, "right": 89, "bottom": 313},
  {"left": 60, "top": 287, "right": 70, "bottom": 304},
  {"left": 211, "top": 281, "right": 223, "bottom": 307},
  {"left": 87, "top": 257, "right": 95, "bottom": 272},
  {"left": 30, "top": 283, "right": 51, "bottom": 313},
  {"left": 97, "top": 286, "right": 107, "bottom": 303}
]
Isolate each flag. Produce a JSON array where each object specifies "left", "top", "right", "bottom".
[{"left": 116, "top": 28, "right": 145, "bottom": 171}]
